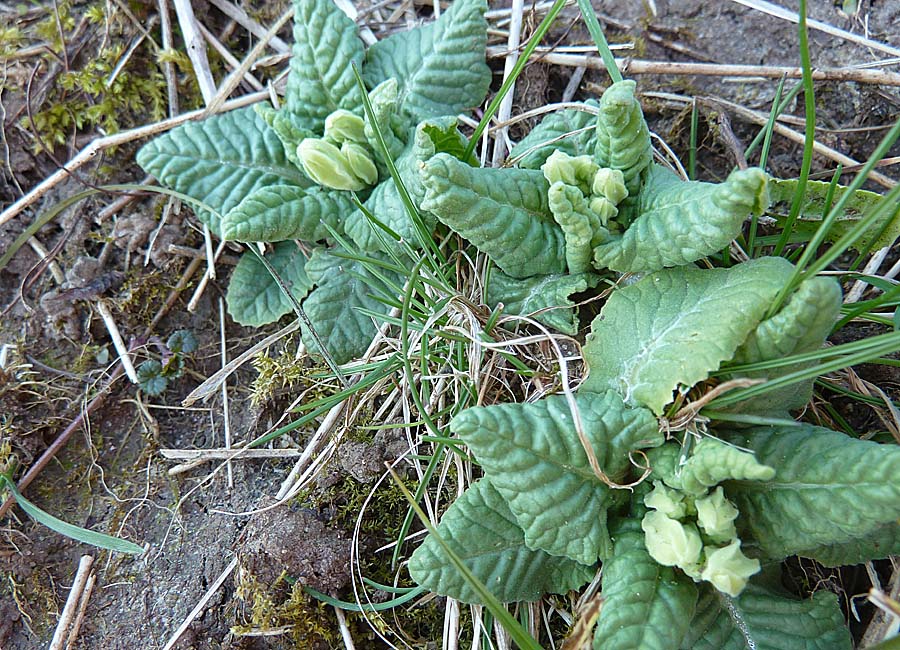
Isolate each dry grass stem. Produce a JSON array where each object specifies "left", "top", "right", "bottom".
[
  {"left": 96, "top": 300, "right": 138, "bottom": 384},
  {"left": 172, "top": 0, "right": 217, "bottom": 103},
  {"left": 218, "top": 297, "right": 234, "bottom": 487},
  {"left": 48, "top": 554, "right": 94, "bottom": 650},
  {"left": 65, "top": 572, "right": 96, "bottom": 650},
  {"left": 161, "top": 557, "right": 238, "bottom": 650},
  {"left": 491, "top": 0, "right": 524, "bottom": 166}
]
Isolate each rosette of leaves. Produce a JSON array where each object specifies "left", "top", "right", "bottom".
[
  {"left": 136, "top": 0, "right": 491, "bottom": 363},
  {"left": 409, "top": 257, "right": 900, "bottom": 649},
  {"left": 420, "top": 80, "right": 769, "bottom": 280}
]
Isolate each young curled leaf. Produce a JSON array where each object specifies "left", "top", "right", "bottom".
[
  {"left": 648, "top": 438, "right": 775, "bottom": 497},
  {"left": 726, "top": 275, "right": 842, "bottom": 414},
  {"left": 593, "top": 165, "right": 770, "bottom": 273},
  {"left": 582, "top": 258, "right": 794, "bottom": 414},
  {"left": 408, "top": 479, "right": 594, "bottom": 604},
  {"left": 594, "top": 80, "right": 653, "bottom": 206},
  {"left": 421, "top": 153, "right": 566, "bottom": 277}
]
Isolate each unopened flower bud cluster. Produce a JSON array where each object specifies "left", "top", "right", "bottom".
[
  {"left": 541, "top": 150, "right": 630, "bottom": 234},
  {"left": 298, "top": 109, "right": 378, "bottom": 191},
  {"left": 641, "top": 481, "right": 760, "bottom": 596}
]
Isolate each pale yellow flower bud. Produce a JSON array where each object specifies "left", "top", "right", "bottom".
[
  {"left": 324, "top": 109, "right": 367, "bottom": 145},
  {"left": 695, "top": 487, "right": 739, "bottom": 544},
  {"left": 592, "top": 167, "right": 628, "bottom": 205},
  {"left": 298, "top": 138, "right": 367, "bottom": 191},
  {"left": 641, "top": 510, "right": 703, "bottom": 570},
  {"left": 341, "top": 142, "right": 378, "bottom": 186},
  {"left": 700, "top": 540, "right": 760, "bottom": 597},
  {"left": 644, "top": 481, "right": 688, "bottom": 519}
]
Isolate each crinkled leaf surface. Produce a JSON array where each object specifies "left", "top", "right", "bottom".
[
  {"left": 647, "top": 439, "right": 775, "bottom": 497},
  {"left": 136, "top": 107, "right": 309, "bottom": 236},
  {"left": 768, "top": 178, "right": 900, "bottom": 254},
  {"left": 363, "top": 0, "right": 490, "bottom": 122},
  {"left": 581, "top": 257, "right": 794, "bottom": 414},
  {"left": 547, "top": 179, "right": 608, "bottom": 274},
  {"left": 593, "top": 80, "right": 652, "bottom": 202},
  {"left": 799, "top": 522, "right": 900, "bottom": 568},
  {"left": 285, "top": 0, "right": 365, "bottom": 131},
  {"left": 593, "top": 165, "right": 769, "bottom": 273},
  {"left": 726, "top": 276, "right": 842, "bottom": 414},
  {"left": 421, "top": 153, "right": 566, "bottom": 277},
  {"left": 300, "top": 249, "right": 400, "bottom": 363},
  {"left": 451, "top": 391, "right": 661, "bottom": 564},
  {"left": 719, "top": 425, "right": 900, "bottom": 560},
  {"left": 681, "top": 583, "right": 851, "bottom": 650},
  {"left": 487, "top": 271, "right": 601, "bottom": 335},
  {"left": 221, "top": 184, "right": 353, "bottom": 242},
  {"left": 594, "top": 518, "right": 698, "bottom": 650},
  {"left": 408, "top": 479, "right": 595, "bottom": 604},
  {"left": 226, "top": 242, "right": 313, "bottom": 326},
  {"left": 509, "top": 101, "right": 598, "bottom": 170}
]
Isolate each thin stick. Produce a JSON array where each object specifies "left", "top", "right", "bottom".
[
  {"left": 334, "top": 607, "right": 356, "bottom": 650},
  {"left": 172, "top": 0, "right": 217, "bottom": 104},
  {"left": 218, "top": 297, "right": 234, "bottom": 487},
  {"left": 96, "top": 300, "right": 138, "bottom": 384},
  {"left": 491, "top": 0, "right": 523, "bottom": 166},
  {"left": 157, "top": 0, "right": 179, "bottom": 116},
  {"left": 492, "top": 50, "right": 900, "bottom": 86},
  {"left": 160, "top": 447, "right": 302, "bottom": 460},
  {"left": 729, "top": 0, "right": 900, "bottom": 59},
  {"left": 187, "top": 239, "right": 226, "bottom": 312},
  {"left": 65, "top": 572, "right": 96, "bottom": 650},
  {"left": 161, "top": 557, "right": 237, "bottom": 650},
  {"left": 196, "top": 22, "right": 264, "bottom": 91},
  {"left": 49, "top": 555, "right": 94, "bottom": 650},
  {"left": 847, "top": 245, "right": 892, "bottom": 303},
  {"left": 0, "top": 91, "right": 268, "bottom": 230}
]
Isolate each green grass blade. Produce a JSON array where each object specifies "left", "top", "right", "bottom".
[
  {"left": 574, "top": 0, "right": 623, "bottom": 84},
  {"left": 1, "top": 475, "right": 144, "bottom": 554},
  {"left": 463, "top": 0, "right": 568, "bottom": 160},
  {"left": 304, "top": 584, "right": 426, "bottom": 612}
]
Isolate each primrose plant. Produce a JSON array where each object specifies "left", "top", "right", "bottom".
[
  {"left": 406, "top": 78, "right": 900, "bottom": 650},
  {"left": 136, "top": 0, "right": 900, "bottom": 646}
]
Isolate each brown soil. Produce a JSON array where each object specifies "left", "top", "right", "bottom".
[{"left": 1, "top": 0, "right": 898, "bottom": 648}]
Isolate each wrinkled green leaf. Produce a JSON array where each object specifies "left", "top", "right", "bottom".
[
  {"left": 681, "top": 583, "right": 851, "bottom": 650},
  {"left": 648, "top": 438, "right": 775, "bottom": 497},
  {"left": 594, "top": 80, "right": 652, "bottom": 204},
  {"left": 221, "top": 184, "right": 353, "bottom": 242},
  {"left": 285, "top": 0, "right": 365, "bottom": 131},
  {"left": 136, "top": 107, "right": 309, "bottom": 236},
  {"left": 594, "top": 518, "right": 698, "bottom": 650},
  {"left": 582, "top": 257, "right": 794, "bottom": 414},
  {"left": 719, "top": 425, "right": 900, "bottom": 560},
  {"left": 509, "top": 101, "right": 598, "bottom": 170},
  {"left": 363, "top": 78, "right": 408, "bottom": 166},
  {"left": 301, "top": 249, "right": 400, "bottom": 363},
  {"left": 727, "top": 276, "right": 842, "bottom": 413},
  {"left": 486, "top": 270, "right": 601, "bottom": 335},
  {"left": 768, "top": 178, "right": 900, "bottom": 253},
  {"left": 363, "top": 0, "right": 491, "bottom": 122},
  {"left": 407, "top": 479, "right": 595, "bottom": 604},
  {"left": 451, "top": 391, "right": 662, "bottom": 564},
  {"left": 594, "top": 165, "right": 770, "bottom": 273},
  {"left": 421, "top": 153, "right": 566, "bottom": 277},
  {"left": 226, "top": 242, "right": 313, "bottom": 326},
  {"left": 800, "top": 522, "right": 900, "bottom": 567}
]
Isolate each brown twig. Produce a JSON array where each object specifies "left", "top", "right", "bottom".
[{"left": 49, "top": 555, "right": 94, "bottom": 650}]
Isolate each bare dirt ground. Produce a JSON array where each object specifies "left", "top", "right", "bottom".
[{"left": 1, "top": 0, "right": 898, "bottom": 648}]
